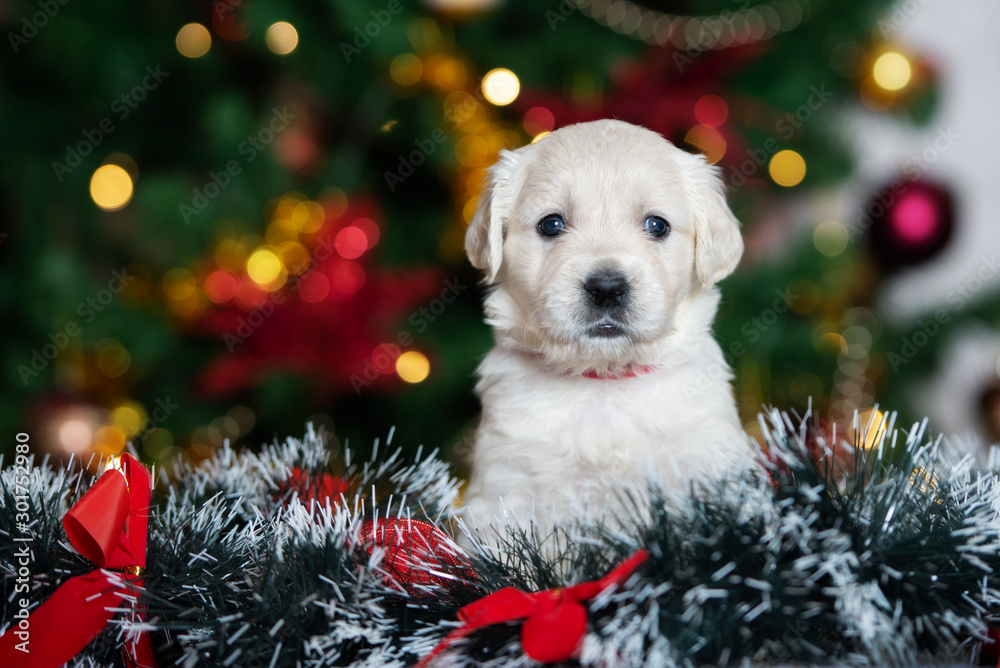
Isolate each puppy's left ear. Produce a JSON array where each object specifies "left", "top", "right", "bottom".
[{"left": 680, "top": 151, "right": 744, "bottom": 287}]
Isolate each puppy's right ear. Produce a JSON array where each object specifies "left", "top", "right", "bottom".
[{"left": 465, "top": 148, "right": 521, "bottom": 284}]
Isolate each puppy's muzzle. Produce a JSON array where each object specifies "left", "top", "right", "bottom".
[{"left": 583, "top": 270, "right": 630, "bottom": 337}]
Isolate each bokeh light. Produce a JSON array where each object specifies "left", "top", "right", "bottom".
[
  {"left": 90, "top": 164, "right": 134, "bottom": 211},
  {"left": 523, "top": 107, "right": 555, "bottom": 136},
  {"left": 266, "top": 220, "right": 297, "bottom": 246},
  {"left": 859, "top": 76, "right": 895, "bottom": 111},
  {"left": 320, "top": 188, "right": 349, "bottom": 219},
  {"left": 352, "top": 218, "right": 381, "bottom": 249},
  {"left": 277, "top": 240, "right": 310, "bottom": 274},
  {"left": 407, "top": 17, "right": 441, "bottom": 50},
  {"left": 328, "top": 262, "right": 365, "bottom": 300},
  {"left": 432, "top": 57, "right": 468, "bottom": 90},
  {"left": 858, "top": 408, "right": 887, "bottom": 450},
  {"left": 96, "top": 340, "right": 131, "bottom": 378},
  {"left": 247, "top": 248, "right": 285, "bottom": 288},
  {"left": 684, "top": 125, "right": 727, "bottom": 164},
  {"left": 298, "top": 271, "right": 330, "bottom": 303},
  {"left": 265, "top": 21, "right": 298, "bottom": 55},
  {"left": 110, "top": 401, "right": 147, "bottom": 438},
  {"left": 372, "top": 343, "right": 401, "bottom": 374},
  {"left": 813, "top": 220, "right": 849, "bottom": 257},
  {"left": 335, "top": 227, "right": 368, "bottom": 259},
  {"left": 872, "top": 51, "right": 912, "bottom": 92},
  {"left": 455, "top": 135, "right": 489, "bottom": 167},
  {"left": 768, "top": 150, "right": 806, "bottom": 187},
  {"left": 390, "top": 54, "right": 423, "bottom": 86},
  {"left": 205, "top": 270, "right": 239, "bottom": 303},
  {"left": 292, "top": 200, "right": 326, "bottom": 234},
  {"left": 462, "top": 196, "right": 478, "bottom": 223},
  {"left": 163, "top": 267, "right": 197, "bottom": 301},
  {"left": 214, "top": 239, "right": 249, "bottom": 272},
  {"left": 227, "top": 405, "right": 256, "bottom": 434},
  {"left": 481, "top": 68, "right": 519, "bottom": 106},
  {"left": 176, "top": 23, "right": 211, "bottom": 58},
  {"left": 142, "top": 428, "right": 174, "bottom": 460},
  {"left": 93, "top": 425, "right": 128, "bottom": 457},
  {"left": 58, "top": 419, "right": 95, "bottom": 454},
  {"left": 694, "top": 94, "right": 728, "bottom": 127},
  {"left": 235, "top": 280, "right": 269, "bottom": 311},
  {"left": 396, "top": 351, "right": 430, "bottom": 383}
]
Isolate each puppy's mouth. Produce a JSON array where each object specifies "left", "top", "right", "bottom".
[{"left": 587, "top": 319, "right": 629, "bottom": 339}]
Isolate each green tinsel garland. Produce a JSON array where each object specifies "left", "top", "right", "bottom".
[{"left": 2, "top": 413, "right": 999, "bottom": 667}]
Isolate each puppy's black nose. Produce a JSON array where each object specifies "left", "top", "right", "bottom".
[{"left": 584, "top": 272, "right": 629, "bottom": 309}]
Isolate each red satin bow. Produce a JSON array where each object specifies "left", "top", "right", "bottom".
[
  {"left": 0, "top": 454, "right": 158, "bottom": 668},
  {"left": 416, "top": 549, "right": 648, "bottom": 667}
]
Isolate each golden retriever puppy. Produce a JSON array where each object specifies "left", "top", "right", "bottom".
[{"left": 463, "top": 119, "right": 755, "bottom": 536}]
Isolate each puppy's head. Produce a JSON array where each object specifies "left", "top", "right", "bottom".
[{"left": 466, "top": 119, "right": 742, "bottom": 371}]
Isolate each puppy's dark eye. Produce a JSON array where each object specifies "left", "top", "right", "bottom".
[
  {"left": 644, "top": 215, "right": 670, "bottom": 239},
  {"left": 537, "top": 214, "right": 565, "bottom": 238}
]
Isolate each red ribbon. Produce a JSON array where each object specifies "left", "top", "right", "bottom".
[
  {"left": 416, "top": 549, "right": 648, "bottom": 667},
  {"left": 0, "top": 454, "right": 158, "bottom": 668}
]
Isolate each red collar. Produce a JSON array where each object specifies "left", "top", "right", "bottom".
[{"left": 582, "top": 364, "right": 659, "bottom": 380}]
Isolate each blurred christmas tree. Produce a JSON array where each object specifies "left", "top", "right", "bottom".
[{"left": 2, "top": 0, "right": 998, "bottom": 466}]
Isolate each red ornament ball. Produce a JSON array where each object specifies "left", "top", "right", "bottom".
[{"left": 357, "top": 518, "right": 474, "bottom": 594}]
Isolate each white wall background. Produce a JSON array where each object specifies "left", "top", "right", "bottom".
[
  {"left": 842, "top": 0, "right": 1000, "bottom": 439},
  {"left": 845, "top": 0, "right": 1000, "bottom": 318}
]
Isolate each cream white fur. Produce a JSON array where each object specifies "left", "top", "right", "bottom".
[{"left": 463, "top": 119, "right": 754, "bottom": 536}]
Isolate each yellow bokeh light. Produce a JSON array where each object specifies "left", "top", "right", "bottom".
[
  {"left": 143, "top": 428, "right": 174, "bottom": 460},
  {"left": 266, "top": 220, "right": 297, "bottom": 246},
  {"left": 481, "top": 68, "right": 520, "bottom": 106},
  {"left": 277, "top": 240, "right": 310, "bottom": 274},
  {"left": 89, "top": 164, "right": 134, "bottom": 211},
  {"left": 265, "top": 22, "right": 299, "bottom": 56},
  {"left": 531, "top": 131, "right": 551, "bottom": 144},
  {"left": 247, "top": 248, "right": 285, "bottom": 287},
  {"left": 292, "top": 200, "right": 325, "bottom": 233},
  {"left": 455, "top": 135, "right": 489, "bottom": 167},
  {"left": 176, "top": 23, "right": 211, "bottom": 58},
  {"left": 815, "top": 331, "right": 848, "bottom": 355},
  {"left": 215, "top": 239, "right": 248, "bottom": 272},
  {"left": 462, "top": 196, "right": 478, "bottom": 223},
  {"left": 396, "top": 350, "right": 430, "bottom": 384},
  {"left": 320, "top": 187, "right": 349, "bottom": 219},
  {"left": 814, "top": 220, "right": 849, "bottom": 257},
  {"left": 96, "top": 341, "right": 131, "bottom": 378},
  {"left": 858, "top": 408, "right": 886, "bottom": 450},
  {"left": 872, "top": 51, "right": 911, "bottom": 92},
  {"left": 390, "top": 53, "right": 423, "bottom": 86},
  {"left": 407, "top": 17, "right": 441, "bottom": 49},
  {"left": 110, "top": 401, "right": 147, "bottom": 438},
  {"left": 163, "top": 267, "right": 197, "bottom": 301},
  {"left": 93, "top": 425, "right": 128, "bottom": 457},
  {"left": 768, "top": 150, "right": 806, "bottom": 187},
  {"left": 433, "top": 58, "right": 468, "bottom": 91}
]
